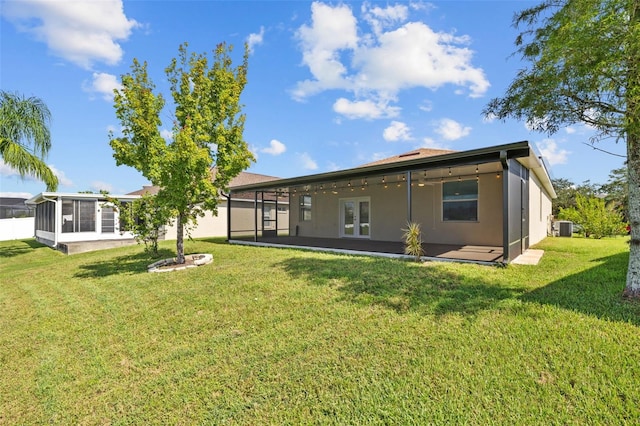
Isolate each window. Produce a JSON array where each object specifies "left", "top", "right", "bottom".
[
  {"left": 35, "top": 201, "right": 55, "bottom": 232},
  {"left": 62, "top": 199, "right": 96, "bottom": 233},
  {"left": 101, "top": 206, "right": 116, "bottom": 233},
  {"left": 443, "top": 180, "right": 478, "bottom": 221},
  {"left": 300, "top": 195, "right": 312, "bottom": 221}
]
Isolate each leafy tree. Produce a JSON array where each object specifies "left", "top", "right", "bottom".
[
  {"left": 0, "top": 91, "right": 58, "bottom": 191},
  {"left": 559, "top": 193, "right": 626, "bottom": 238},
  {"left": 600, "top": 167, "right": 628, "bottom": 222},
  {"left": 110, "top": 42, "right": 253, "bottom": 264},
  {"left": 115, "top": 194, "right": 173, "bottom": 257},
  {"left": 551, "top": 178, "right": 600, "bottom": 217},
  {"left": 484, "top": 0, "right": 640, "bottom": 298}
]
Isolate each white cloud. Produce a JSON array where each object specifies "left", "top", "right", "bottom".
[
  {"left": 0, "top": 160, "right": 16, "bottom": 177},
  {"left": 536, "top": 139, "right": 570, "bottom": 166},
  {"left": 82, "top": 72, "right": 121, "bottom": 101},
  {"left": 292, "top": 2, "right": 358, "bottom": 99},
  {"left": 434, "top": 118, "right": 471, "bottom": 141},
  {"left": 2, "top": 0, "right": 139, "bottom": 69},
  {"left": 483, "top": 112, "right": 497, "bottom": 123},
  {"left": 91, "top": 181, "right": 114, "bottom": 193},
  {"left": 249, "top": 145, "right": 259, "bottom": 161},
  {"left": 419, "top": 100, "right": 433, "bottom": 112},
  {"left": 49, "top": 165, "right": 73, "bottom": 187},
  {"left": 353, "top": 22, "right": 489, "bottom": 97},
  {"left": 247, "top": 26, "right": 265, "bottom": 54},
  {"left": 421, "top": 137, "right": 448, "bottom": 149},
  {"left": 326, "top": 161, "right": 341, "bottom": 172},
  {"left": 160, "top": 129, "right": 173, "bottom": 141},
  {"left": 383, "top": 121, "right": 412, "bottom": 142},
  {"left": 293, "top": 3, "right": 489, "bottom": 110},
  {"left": 362, "top": 3, "right": 409, "bottom": 36},
  {"left": 298, "top": 152, "right": 318, "bottom": 170},
  {"left": 261, "top": 139, "right": 287, "bottom": 155},
  {"left": 524, "top": 116, "right": 548, "bottom": 132},
  {"left": 564, "top": 126, "right": 576, "bottom": 134},
  {"left": 0, "top": 160, "right": 72, "bottom": 186},
  {"left": 333, "top": 97, "right": 400, "bottom": 120}
]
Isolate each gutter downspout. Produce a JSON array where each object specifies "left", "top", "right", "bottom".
[
  {"left": 254, "top": 191, "right": 258, "bottom": 242},
  {"left": 223, "top": 192, "right": 231, "bottom": 242},
  {"left": 500, "top": 150, "right": 509, "bottom": 263},
  {"left": 406, "top": 171, "right": 412, "bottom": 223},
  {"left": 275, "top": 191, "right": 279, "bottom": 236}
]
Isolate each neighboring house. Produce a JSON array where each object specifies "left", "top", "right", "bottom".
[
  {"left": 26, "top": 171, "right": 289, "bottom": 254},
  {"left": 228, "top": 141, "right": 556, "bottom": 264},
  {"left": 25, "top": 192, "right": 139, "bottom": 253},
  {"left": 0, "top": 197, "right": 34, "bottom": 219},
  {"left": 129, "top": 171, "right": 289, "bottom": 240}
]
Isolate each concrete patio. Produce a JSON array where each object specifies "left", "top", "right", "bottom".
[{"left": 230, "top": 236, "right": 505, "bottom": 265}]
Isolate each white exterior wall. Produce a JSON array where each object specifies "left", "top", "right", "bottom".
[
  {"left": 0, "top": 217, "right": 35, "bottom": 241},
  {"left": 162, "top": 202, "right": 229, "bottom": 240},
  {"left": 528, "top": 173, "right": 553, "bottom": 245},
  {"left": 163, "top": 199, "right": 289, "bottom": 240}
]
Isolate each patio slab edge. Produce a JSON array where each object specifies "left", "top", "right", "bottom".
[{"left": 228, "top": 239, "right": 501, "bottom": 266}]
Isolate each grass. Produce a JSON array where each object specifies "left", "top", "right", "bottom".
[{"left": 1, "top": 236, "right": 638, "bottom": 424}]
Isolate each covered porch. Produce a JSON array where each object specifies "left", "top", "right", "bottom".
[{"left": 227, "top": 141, "right": 555, "bottom": 264}]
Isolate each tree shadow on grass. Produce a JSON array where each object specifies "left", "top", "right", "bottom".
[
  {"left": 0, "top": 238, "right": 47, "bottom": 259},
  {"left": 73, "top": 248, "right": 175, "bottom": 278},
  {"left": 196, "top": 237, "right": 229, "bottom": 245},
  {"left": 520, "top": 251, "right": 640, "bottom": 326},
  {"left": 277, "top": 256, "right": 524, "bottom": 316}
]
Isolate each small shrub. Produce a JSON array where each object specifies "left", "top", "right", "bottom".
[{"left": 402, "top": 222, "right": 424, "bottom": 262}]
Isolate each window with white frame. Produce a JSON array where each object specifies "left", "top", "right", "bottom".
[
  {"left": 443, "top": 180, "right": 478, "bottom": 221},
  {"left": 62, "top": 199, "right": 96, "bottom": 233},
  {"left": 300, "top": 195, "right": 312, "bottom": 221},
  {"left": 101, "top": 205, "right": 116, "bottom": 233}
]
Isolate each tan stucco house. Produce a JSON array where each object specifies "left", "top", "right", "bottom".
[
  {"left": 130, "top": 171, "right": 289, "bottom": 240},
  {"left": 228, "top": 141, "right": 556, "bottom": 264}
]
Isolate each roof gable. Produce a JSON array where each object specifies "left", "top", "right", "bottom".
[
  {"left": 359, "top": 148, "right": 457, "bottom": 168},
  {"left": 126, "top": 170, "right": 282, "bottom": 196}
]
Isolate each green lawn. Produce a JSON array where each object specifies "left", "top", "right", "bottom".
[{"left": 1, "top": 236, "right": 638, "bottom": 424}]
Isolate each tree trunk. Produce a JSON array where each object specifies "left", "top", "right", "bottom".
[
  {"left": 176, "top": 213, "right": 185, "bottom": 264},
  {"left": 624, "top": 0, "right": 640, "bottom": 299},
  {"left": 625, "top": 131, "right": 640, "bottom": 298}
]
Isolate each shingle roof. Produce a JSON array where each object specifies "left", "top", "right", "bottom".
[
  {"left": 126, "top": 170, "right": 282, "bottom": 196},
  {"left": 359, "top": 148, "right": 457, "bottom": 168}
]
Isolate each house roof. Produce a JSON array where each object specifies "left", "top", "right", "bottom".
[
  {"left": 126, "top": 170, "right": 284, "bottom": 198},
  {"left": 26, "top": 192, "right": 140, "bottom": 205},
  {"left": 230, "top": 141, "right": 557, "bottom": 198},
  {"left": 359, "top": 147, "right": 457, "bottom": 167},
  {"left": 0, "top": 197, "right": 30, "bottom": 208}
]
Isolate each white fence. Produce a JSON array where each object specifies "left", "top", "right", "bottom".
[{"left": 0, "top": 217, "right": 34, "bottom": 241}]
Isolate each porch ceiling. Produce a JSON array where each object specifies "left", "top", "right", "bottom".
[{"left": 230, "top": 140, "right": 534, "bottom": 195}]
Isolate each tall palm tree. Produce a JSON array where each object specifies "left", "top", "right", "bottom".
[{"left": 0, "top": 90, "right": 58, "bottom": 191}]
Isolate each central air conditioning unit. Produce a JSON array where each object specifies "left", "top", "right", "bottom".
[{"left": 557, "top": 221, "right": 573, "bottom": 237}]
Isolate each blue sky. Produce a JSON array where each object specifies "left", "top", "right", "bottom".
[{"left": 0, "top": 0, "right": 626, "bottom": 199}]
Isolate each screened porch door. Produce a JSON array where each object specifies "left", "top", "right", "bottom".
[{"left": 340, "top": 197, "right": 370, "bottom": 238}]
